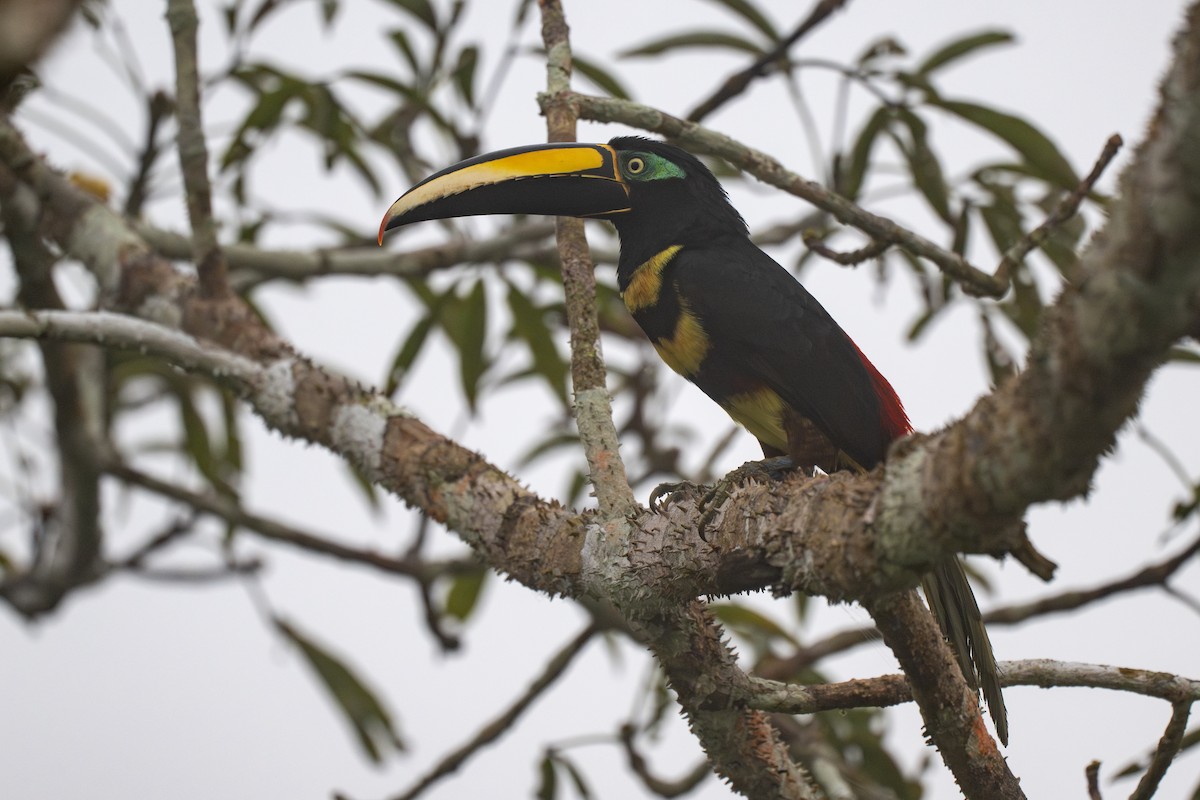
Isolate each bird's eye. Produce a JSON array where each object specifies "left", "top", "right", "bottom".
[{"left": 626, "top": 156, "right": 646, "bottom": 175}]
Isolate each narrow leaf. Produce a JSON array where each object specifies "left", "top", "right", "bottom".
[
  {"left": 894, "top": 109, "right": 953, "bottom": 223},
  {"left": 275, "top": 618, "right": 405, "bottom": 763},
  {"left": 444, "top": 567, "right": 487, "bottom": 621},
  {"left": 383, "top": 0, "right": 437, "bottom": 30},
  {"left": 932, "top": 98, "right": 1079, "bottom": 188},
  {"left": 837, "top": 106, "right": 890, "bottom": 200},
  {"left": 452, "top": 45, "right": 479, "bottom": 108},
  {"left": 385, "top": 312, "right": 437, "bottom": 396},
  {"left": 536, "top": 754, "right": 558, "bottom": 800},
  {"left": 619, "top": 31, "right": 763, "bottom": 59},
  {"left": 571, "top": 55, "right": 631, "bottom": 100},
  {"left": 916, "top": 30, "right": 1014, "bottom": 76},
  {"left": 505, "top": 285, "right": 568, "bottom": 404},
  {"left": 710, "top": 602, "right": 798, "bottom": 647},
  {"left": 703, "top": 0, "right": 777, "bottom": 40}
]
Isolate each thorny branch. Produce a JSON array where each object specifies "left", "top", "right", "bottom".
[{"left": 2, "top": 2, "right": 1200, "bottom": 797}]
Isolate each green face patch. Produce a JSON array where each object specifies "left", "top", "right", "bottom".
[{"left": 619, "top": 151, "right": 686, "bottom": 182}]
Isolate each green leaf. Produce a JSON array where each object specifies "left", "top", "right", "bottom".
[
  {"left": 619, "top": 31, "right": 763, "bottom": 59},
  {"left": 710, "top": 602, "right": 799, "bottom": 648},
  {"left": 386, "top": 28, "right": 421, "bottom": 75},
  {"left": 856, "top": 36, "right": 906, "bottom": 67},
  {"left": 702, "top": 0, "right": 777, "bottom": 40},
  {"left": 916, "top": 30, "right": 1014, "bottom": 76},
  {"left": 275, "top": 618, "right": 405, "bottom": 763},
  {"left": 320, "top": 0, "right": 339, "bottom": 27},
  {"left": 571, "top": 54, "right": 631, "bottom": 100},
  {"left": 247, "top": 0, "right": 282, "bottom": 34},
  {"left": 535, "top": 754, "right": 558, "bottom": 800},
  {"left": 836, "top": 106, "right": 889, "bottom": 201},
  {"left": 344, "top": 460, "right": 382, "bottom": 512},
  {"left": 931, "top": 98, "right": 1079, "bottom": 188},
  {"left": 556, "top": 754, "right": 592, "bottom": 799},
  {"left": 220, "top": 390, "right": 243, "bottom": 473},
  {"left": 383, "top": 0, "right": 437, "bottom": 30},
  {"left": 505, "top": 284, "right": 568, "bottom": 404},
  {"left": 177, "top": 389, "right": 235, "bottom": 498},
  {"left": 452, "top": 45, "right": 479, "bottom": 108},
  {"left": 444, "top": 567, "right": 487, "bottom": 621},
  {"left": 385, "top": 311, "right": 438, "bottom": 395},
  {"left": 1168, "top": 344, "right": 1200, "bottom": 364},
  {"left": 894, "top": 109, "right": 953, "bottom": 222},
  {"left": 443, "top": 279, "right": 489, "bottom": 411}
]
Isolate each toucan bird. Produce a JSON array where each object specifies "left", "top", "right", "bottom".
[{"left": 378, "top": 136, "right": 1008, "bottom": 745}]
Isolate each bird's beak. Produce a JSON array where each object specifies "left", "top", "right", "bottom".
[{"left": 378, "top": 142, "right": 630, "bottom": 244}]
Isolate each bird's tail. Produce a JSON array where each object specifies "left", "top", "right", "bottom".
[{"left": 921, "top": 557, "right": 1008, "bottom": 746}]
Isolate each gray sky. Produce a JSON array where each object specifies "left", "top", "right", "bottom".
[{"left": 1, "top": 1, "right": 1196, "bottom": 799}]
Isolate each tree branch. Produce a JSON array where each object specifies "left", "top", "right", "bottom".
[
  {"left": 538, "top": 0, "right": 635, "bottom": 518},
  {"left": 864, "top": 590, "right": 1022, "bottom": 799},
  {"left": 107, "top": 461, "right": 480, "bottom": 581},
  {"left": 687, "top": 0, "right": 851, "bottom": 123},
  {"left": 166, "top": 0, "right": 227, "bottom": 296},
  {"left": 369, "top": 623, "right": 598, "bottom": 800},
  {"left": 749, "top": 659, "right": 1200, "bottom": 715},
  {"left": 0, "top": 175, "right": 105, "bottom": 617},
  {"left": 1130, "top": 701, "right": 1193, "bottom": 800},
  {"left": 757, "top": 530, "right": 1200, "bottom": 680}
]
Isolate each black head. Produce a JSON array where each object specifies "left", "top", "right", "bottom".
[{"left": 604, "top": 137, "right": 748, "bottom": 272}]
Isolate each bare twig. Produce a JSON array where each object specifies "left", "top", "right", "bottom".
[
  {"left": 749, "top": 659, "right": 1200, "bottom": 715},
  {"left": 166, "top": 0, "right": 227, "bottom": 296},
  {"left": 994, "top": 134, "right": 1123, "bottom": 285},
  {"left": 123, "top": 90, "right": 173, "bottom": 218},
  {"left": 619, "top": 723, "right": 711, "bottom": 798},
  {"left": 687, "top": 0, "right": 851, "bottom": 123},
  {"left": 110, "top": 513, "right": 198, "bottom": 571},
  {"left": 1086, "top": 761, "right": 1104, "bottom": 800},
  {"left": 0, "top": 309, "right": 264, "bottom": 387},
  {"left": 984, "top": 533, "right": 1200, "bottom": 625},
  {"left": 0, "top": 178, "right": 105, "bottom": 617},
  {"left": 803, "top": 233, "right": 890, "bottom": 265},
  {"left": 107, "top": 461, "right": 480, "bottom": 581},
  {"left": 373, "top": 624, "right": 598, "bottom": 800},
  {"left": 538, "top": 0, "right": 635, "bottom": 517},
  {"left": 758, "top": 532, "right": 1200, "bottom": 680},
  {"left": 1130, "top": 701, "right": 1192, "bottom": 800}
]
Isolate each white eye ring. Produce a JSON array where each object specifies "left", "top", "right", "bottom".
[{"left": 626, "top": 156, "right": 646, "bottom": 174}]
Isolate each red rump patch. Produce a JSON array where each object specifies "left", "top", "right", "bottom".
[{"left": 850, "top": 340, "right": 912, "bottom": 442}]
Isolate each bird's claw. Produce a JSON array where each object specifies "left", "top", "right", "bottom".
[
  {"left": 650, "top": 456, "right": 800, "bottom": 532},
  {"left": 649, "top": 480, "right": 700, "bottom": 513}
]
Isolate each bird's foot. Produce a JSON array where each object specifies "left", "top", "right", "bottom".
[
  {"left": 649, "top": 480, "right": 705, "bottom": 513},
  {"left": 650, "top": 457, "right": 801, "bottom": 533},
  {"left": 698, "top": 456, "right": 799, "bottom": 528}
]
